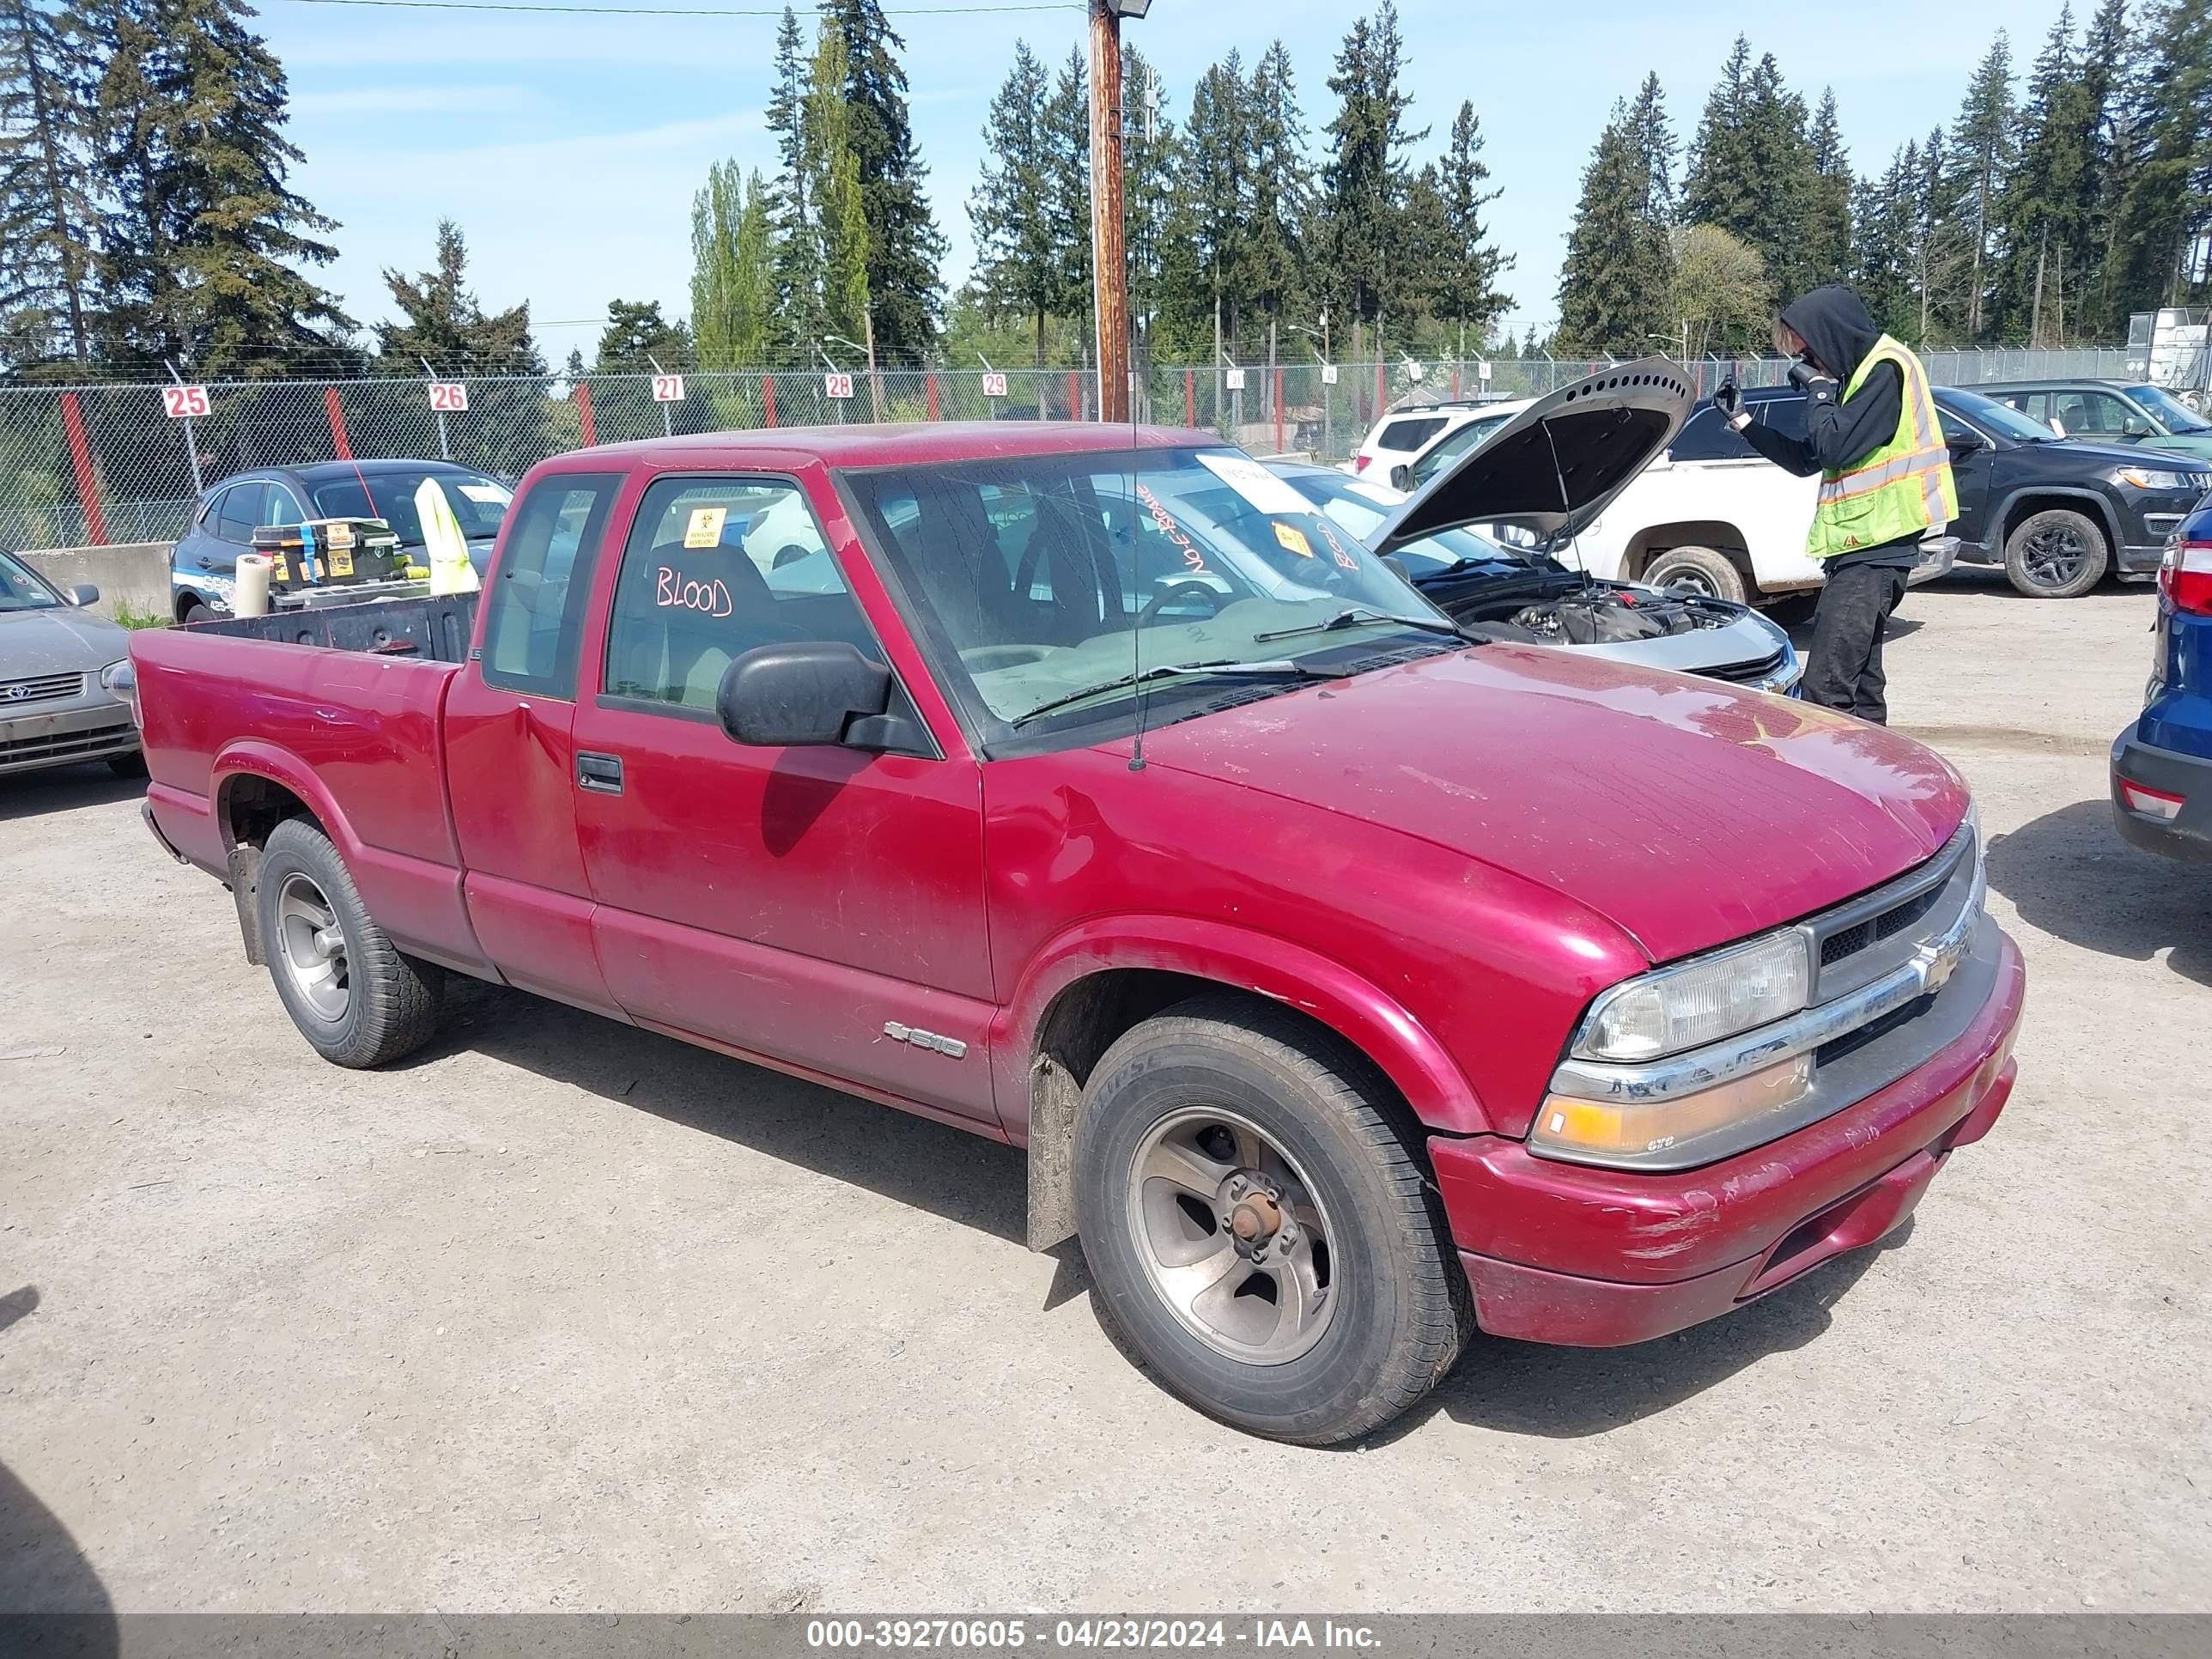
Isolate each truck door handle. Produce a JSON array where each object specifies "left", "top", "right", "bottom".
[{"left": 576, "top": 752, "right": 624, "bottom": 794}]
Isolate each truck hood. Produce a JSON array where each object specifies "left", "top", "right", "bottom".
[
  {"left": 1135, "top": 643, "right": 1966, "bottom": 964},
  {"left": 0, "top": 605, "right": 129, "bottom": 672},
  {"left": 1372, "top": 357, "right": 1695, "bottom": 558}
]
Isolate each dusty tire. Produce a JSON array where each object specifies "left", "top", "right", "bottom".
[
  {"left": 1073, "top": 994, "right": 1467, "bottom": 1445},
  {"left": 255, "top": 817, "right": 443, "bottom": 1068},
  {"left": 1644, "top": 544, "right": 1749, "bottom": 604},
  {"left": 106, "top": 750, "right": 147, "bottom": 778},
  {"left": 2004, "top": 507, "right": 2108, "bottom": 598}
]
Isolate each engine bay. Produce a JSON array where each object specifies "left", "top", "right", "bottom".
[{"left": 1452, "top": 578, "right": 1743, "bottom": 647}]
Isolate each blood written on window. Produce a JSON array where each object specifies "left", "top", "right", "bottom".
[{"left": 602, "top": 475, "right": 883, "bottom": 712}]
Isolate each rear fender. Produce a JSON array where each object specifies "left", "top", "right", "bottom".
[{"left": 210, "top": 738, "right": 493, "bottom": 977}]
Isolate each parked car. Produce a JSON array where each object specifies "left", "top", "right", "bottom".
[
  {"left": 2112, "top": 504, "right": 2212, "bottom": 860},
  {"left": 171, "top": 459, "right": 513, "bottom": 622},
  {"left": 125, "top": 372, "right": 2023, "bottom": 1444},
  {"left": 1978, "top": 379, "right": 2212, "bottom": 463},
  {"left": 0, "top": 548, "right": 139, "bottom": 778},
  {"left": 1574, "top": 389, "right": 1957, "bottom": 606},
  {"left": 1382, "top": 398, "right": 1533, "bottom": 490},
  {"left": 1267, "top": 432, "right": 1802, "bottom": 694},
  {"left": 1345, "top": 398, "right": 1519, "bottom": 478}
]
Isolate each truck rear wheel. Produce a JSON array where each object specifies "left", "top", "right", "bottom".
[
  {"left": 256, "top": 817, "right": 444, "bottom": 1068},
  {"left": 1073, "top": 995, "right": 1467, "bottom": 1445},
  {"left": 1643, "top": 545, "right": 1749, "bottom": 604}
]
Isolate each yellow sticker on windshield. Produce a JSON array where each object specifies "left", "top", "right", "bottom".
[
  {"left": 684, "top": 507, "right": 728, "bottom": 549},
  {"left": 1273, "top": 521, "right": 1316, "bottom": 558}
]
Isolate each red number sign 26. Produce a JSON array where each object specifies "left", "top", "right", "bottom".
[{"left": 428, "top": 382, "right": 469, "bottom": 413}]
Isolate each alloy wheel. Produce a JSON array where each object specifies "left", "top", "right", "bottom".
[{"left": 275, "top": 873, "right": 351, "bottom": 1022}]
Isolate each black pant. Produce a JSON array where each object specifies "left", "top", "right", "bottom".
[{"left": 1803, "top": 560, "right": 1909, "bottom": 724}]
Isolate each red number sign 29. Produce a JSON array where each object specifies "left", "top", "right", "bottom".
[
  {"left": 428, "top": 382, "right": 470, "bottom": 413},
  {"left": 161, "top": 386, "right": 211, "bottom": 420},
  {"left": 981, "top": 372, "right": 1009, "bottom": 399}
]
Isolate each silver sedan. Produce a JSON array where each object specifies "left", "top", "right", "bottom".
[{"left": 0, "top": 550, "right": 141, "bottom": 778}]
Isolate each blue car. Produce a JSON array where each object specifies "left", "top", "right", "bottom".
[
  {"left": 2112, "top": 503, "right": 2212, "bottom": 860},
  {"left": 170, "top": 459, "right": 512, "bottom": 622}
]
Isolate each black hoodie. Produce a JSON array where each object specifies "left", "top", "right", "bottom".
[{"left": 1737, "top": 284, "right": 1918, "bottom": 563}]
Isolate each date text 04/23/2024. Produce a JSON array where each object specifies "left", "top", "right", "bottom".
[{"left": 804, "top": 1621, "right": 1382, "bottom": 1650}]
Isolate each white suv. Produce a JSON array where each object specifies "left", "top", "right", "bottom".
[
  {"left": 1346, "top": 399, "right": 1523, "bottom": 480},
  {"left": 1572, "top": 396, "right": 1954, "bottom": 606}
]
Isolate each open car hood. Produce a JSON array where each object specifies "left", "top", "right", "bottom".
[{"left": 1371, "top": 358, "right": 1694, "bottom": 557}]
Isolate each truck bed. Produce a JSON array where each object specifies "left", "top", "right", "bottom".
[{"left": 190, "top": 591, "right": 481, "bottom": 664}]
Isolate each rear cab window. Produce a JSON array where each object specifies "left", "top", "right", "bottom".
[
  {"left": 479, "top": 471, "right": 624, "bottom": 697},
  {"left": 1668, "top": 407, "right": 1758, "bottom": 463}
]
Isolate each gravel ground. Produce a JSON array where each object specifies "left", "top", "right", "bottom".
[{"left": 2, "top": 570, "right": 2207, "bottom": 1616}]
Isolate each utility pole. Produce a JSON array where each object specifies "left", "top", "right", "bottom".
[{"left": 1089, "top": 0, "right": 1132, "bottom": 424}]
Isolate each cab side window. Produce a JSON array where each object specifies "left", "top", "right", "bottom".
[
  {"left": 480, "top": 471, "right": 623, "bottom": 698},
  {"left": 602, "top": 475, "right": 883, "bottom": 713},
  {"left": 262, "top": 484, "right": 306, "bottom": 529},
  {"left": 1669, "top": 407, "right": 1756, "bottom": 462}
]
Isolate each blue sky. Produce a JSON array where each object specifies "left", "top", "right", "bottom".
[{"left": 264, "top": 0, "right": 2074, "bottom": 359}]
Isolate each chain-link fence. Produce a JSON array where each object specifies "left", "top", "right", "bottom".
[{"left": 0, "top": 346, "right": 2138, "bottom": 553}]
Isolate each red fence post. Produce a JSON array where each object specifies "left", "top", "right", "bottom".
[
  {"left": 1184, "top": 368, "right": 1196, "bottom": 427},
  {"left": 59, "top": 392, "right": 107, "bottom": 547},
  {"left": 762, "top": 374, "right": 778, "bottom": 428},
  {"left": 1451, "top": 366, "right": 1462, "bottom": 398},
  {"left": 1374, "top": 362, "right": 1386, "bottom": 414},
  {"left": 324, "top": 386, "right": 354, "bottom": 459},
  {"left": 574, "top": 380, "right": 597, "bottom": 448},
  {"left": 1066, "top": 370, "right": 1080, "bottom": 421},
  {"left": 1273, "top": 369, "right": 1285, "bottom": 454},
  {"left": 926, "top": 371, "right": 939, "bottom": 421}
]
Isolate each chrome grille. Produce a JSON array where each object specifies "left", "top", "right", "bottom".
[
  {"left": 0, "top": 671, "right": 85, "bottom": 707},
  {"left": 1803, "top": 823, "right": 1978, "bottom": 1003}
]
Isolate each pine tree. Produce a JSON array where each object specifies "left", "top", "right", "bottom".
[
  {"left": 1322, "top": 1, "right": 1425, "bottom": 350},
  {"left": 1805, "top": 88, "right": 1854, "bottom": 289},
  {"left": 91, "top": 0, "right": 352, "bottom": 376},
  {"left": 1042, "top": 46, "right": 1091, "bottom": 337},
  {"left": 1944, "top": 32, "right": 2017, "bottom": 339},
  {"left": 1682, "top": 38, "right": 1754, "bottom": 235},
  {"left": 1245, "top": 40, "right": 1313, "bottom": 334},
  {"left": 1852, "top": 143, "right": 1919, "bottom": 340},
  {"left": 1179, "top": 52, "right": 1252, "bottom": 353},
  {"left": 1911, "top": 124, "right": 1973, "bottom": 343},
  {"left": 594, "top": 300, "right": 691, "bottom": 374},
  {"left": 1627, "top": 72, "right": 1676, "bottom": 225},
  {"left": 1121, "top": 44, "right": 1180, "bottom": 367},
  {"left": 765, "top": 7, "right": 823, "bottom": 361},
  {"left": 2080, "top": 0, "right": 2132, "bottom": 335},
  {"left": 376, "top": 220, "right": 538, "bottom": 373},
  {"left": 2002, "top": 8, "right": 2100, "bottom": 344},
  {"left": 692, "top": 163, "right": 776, "bottom": 370},
  {"left": 0, "top": 0, "right": 101, "bottom": 366},
  {"left": 821, "top": 0, "right": 945, "bottom": 364},
  {"left": 1424, "top": 100, "right": 1511, "bottom": 355},
  {"left": 1556, "top": 99, "right": 1672, "bottom": 358},
  {"left": 1684, "top": 40, "right": 1816, "bottom": 298},
  {"left": 810, "top": 21, "right": 871, "bottom": 351},
  {"left": 2110, "top": 0, "right": 2212, "bottom": 314},
  {"left": 969, "top": 41, "right": 1058, "bottom": 370}
]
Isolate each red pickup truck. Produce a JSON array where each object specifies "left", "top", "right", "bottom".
[{"left": 125, "top": 373, "right": 2024, "bottom": 1444}]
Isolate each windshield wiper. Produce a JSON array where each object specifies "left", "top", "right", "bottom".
[
  {"left": 1251, "top": 606, "right": 1472, "bottom": 644},
  {"left": 1008, "top": 659, "right": 1352, "bottom": 727}
]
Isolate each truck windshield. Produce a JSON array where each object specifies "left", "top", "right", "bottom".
[
  {"left": 308, "top": 471, "right": 511, "bottom": 547},
  {"left": 841, "top": 447, "right": 1458, "bottom": 733},
  {"left": 2129, "top": 384, "right": 2212, "bottom": 434},
  {"left": 0, "top": 550, "right": 64, "bottom": 611}
]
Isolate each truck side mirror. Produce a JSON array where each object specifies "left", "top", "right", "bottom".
[
  {"left": 717, "top": 641, "right": 896, "bottom": 750},
  {"left": 1946, "top": 428, "right": 1987, "bottom": 456},
  {"left": 1389, "top": 464, "right": 1414, "bottom": 491}
]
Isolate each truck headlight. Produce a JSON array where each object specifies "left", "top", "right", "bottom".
[{"left": 1571, "top": 928, "right": 1811, "bottom": 1063}]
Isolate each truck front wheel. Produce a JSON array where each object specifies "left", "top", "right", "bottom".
[
  {"left": 1073, "top": 996, "right": 1468, "bottom": 1444},
  {"left": 256, "top": 818, "right": 444, "bottom": 1068},
  {"left": 1643, "top": 545, "right": 1749, "bottom": 603}
]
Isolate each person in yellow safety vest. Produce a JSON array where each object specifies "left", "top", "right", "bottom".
[{"left": 1711, "top": 284, "right": 1956, "bottom": 725}]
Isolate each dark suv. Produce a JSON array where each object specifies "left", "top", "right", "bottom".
[
  {"left": 1736, "top": 384, "right": 2212, "bottom": 599},
  {"left": 170, "top": 459, "right": 512, "bottom": 622}
]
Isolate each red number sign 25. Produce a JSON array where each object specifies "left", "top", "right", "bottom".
[{"left": 161, "top": 386, "right": 211, "bottom": 419}]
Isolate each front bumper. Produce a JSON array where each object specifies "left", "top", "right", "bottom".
[
  {"left": 0, "top": 696, "right": 139, "bottom": 775},
  {"left": 1431, "top": 923, "right": 2025, "bottom": 1346},
  {"left": 2112, "top": 720, "right": 2212, "bottom": 861},
  {"left": 1906, "top": 535, "right": 1959, "bottom": 586}
]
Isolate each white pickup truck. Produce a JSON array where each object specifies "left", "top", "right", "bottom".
[{"left": 1571, "top": 397, "right": 1954, "bottom": 606}]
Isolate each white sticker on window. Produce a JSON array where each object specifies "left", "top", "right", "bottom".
[
  {"left": 459, "top": 483, "right": 512, "bottom": 505},
  {"left": 1194, "top": 451, "right": 1315, "bottom": 517},
  {"left": 684, "top": 506, "right": 728, "bottom": 549}
]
